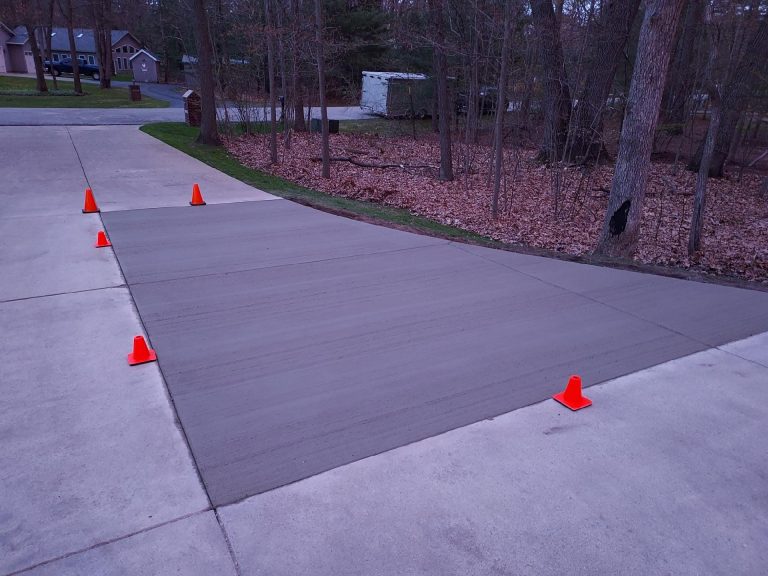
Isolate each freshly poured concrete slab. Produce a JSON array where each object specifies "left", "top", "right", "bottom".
[
  {"left": 457, "top": 244, "right": 768, "bottom": 346},
  {"left": 0, "top": 288, "right": 208, "bottom": 574},
  {"left": 99, "top": 201, "right": 768, "bottom": 504},
  {"left": 0, "top": 214, "right": 123, "bottom": 301},
  {"left": 22, "top": 512, "right": 236, "bottom": 576},
  {"left": 220, "top": 345, "right": 768, "bottom": 576},
  {"left": 102, "top": 201, "right": 445, "bottom": 283},
  {"left": 68, "top": 126, "right": 277, "bottom": 210}
]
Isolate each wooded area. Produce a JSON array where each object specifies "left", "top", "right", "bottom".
[{"left": 4, "top": 0, "right": 767, "bottom": 280}]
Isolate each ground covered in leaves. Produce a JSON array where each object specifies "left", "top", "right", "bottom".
[{"left": 226, "top": 132, "right": 767, "bottom": 285}]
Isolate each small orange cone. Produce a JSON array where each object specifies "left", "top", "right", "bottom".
[
  {"left": 127, "top": 335, "right": 157, "bottom": 366},
  {"left": 95, "top": 230, "right": 111, "bottom": 248},
  {"left": 190, "top": 183, "right": 206, "bottom": 206},
  {"left": 82, "top": 188, "right": 99, "bottom": 213},
  {"left": 553, "top": 375, "right": 592, "bottom": 411}
]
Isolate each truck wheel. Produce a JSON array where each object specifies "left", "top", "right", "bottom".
[
  {"left": 53, "top": 69, "right": 61, "bottom": 77},
  {"left": 92, "top": 71, "right": 100, "bottom": 81}
]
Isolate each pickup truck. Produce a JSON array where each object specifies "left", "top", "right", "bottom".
[{"left": 45, "top": 57, "right": 101, "bottom": 81}]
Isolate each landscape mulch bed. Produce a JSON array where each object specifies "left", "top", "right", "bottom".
[{"left": 226, "top": 132, "right": 768, "bottom": 285}]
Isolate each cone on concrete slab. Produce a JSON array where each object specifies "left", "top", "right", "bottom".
[
  {"left": 82, "top": 188, "right": 99, "bottom": 213},
  {"left": 553, "top": 375, "right": 592, "bottom": 411},
  {"left": 190, "top": 183, "right": 206, "bottom": 206},
  {"left": 127, "top": 335, "right": 157, "bottom": 366},
  {"left": 95, "top": 230, "right": 111, "bottom": 248}
]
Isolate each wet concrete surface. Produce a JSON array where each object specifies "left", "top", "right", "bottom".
[{"left": 103, "top": 200, "right": 768, "bottom": 505}]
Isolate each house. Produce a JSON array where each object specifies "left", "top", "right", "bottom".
[{"left": 0, "top": 24, "right": 142, "bottom": 76}]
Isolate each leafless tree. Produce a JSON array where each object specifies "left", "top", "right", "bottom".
[
  {"left": 193, "top": 0, "right": 221, "bottom": 145},
  {"left": 314, "top": 0, "right": 330, "bottom": 178},
  {"left": 595, "top": 0, "right": 687, "bottom": 258}
]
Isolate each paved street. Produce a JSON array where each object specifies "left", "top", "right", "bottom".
[
  {"left": 0, "top": 105, "right": 375, "bottom": 126},
  {"left": 1, "top": 120, "right": 767, "bottom": 575}
]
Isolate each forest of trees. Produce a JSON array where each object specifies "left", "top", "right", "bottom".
[{"left": 5, "top": 0, "right": 767, "bottom": 263}]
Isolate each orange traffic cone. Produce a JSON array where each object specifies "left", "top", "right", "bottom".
[
  {"left": 95, "top": 230, "right": 111, "bottom": 248},
  {"left": 553, "top": 375, "right": 592, "bottom": 411},
  {"left": 127, "top": 335, "right": 157, "bottom": 366},
  {"left": 82, "top": 188, "right": 99, "bottom": 213},
  {"left": 190, "top": 183, "right": 206, "bottom": 206}
]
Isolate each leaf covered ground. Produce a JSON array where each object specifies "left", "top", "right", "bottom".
[{"left": 226, "top": 132, "right": 768, "bottom": 285}]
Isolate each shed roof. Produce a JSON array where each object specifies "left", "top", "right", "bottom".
[{"left": 129, "top": 48, "right": 158, "bottom": 62}]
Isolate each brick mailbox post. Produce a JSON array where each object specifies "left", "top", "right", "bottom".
[{"left": 183, "top": 89, "right": 202, "bottom": 127}]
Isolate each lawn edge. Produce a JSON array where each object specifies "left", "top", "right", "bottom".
[{"left": 140, "top": 121, "right": 767, "bottom": 293}]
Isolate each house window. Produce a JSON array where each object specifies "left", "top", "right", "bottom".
[
  {"left": 88, "top": 55, "right": 95, "bottom": 65},
  {"left": 116, "top": 58, "right": 121, "bottom": 70},
  {"left": 122, "top": 57, "right": 128, "bottom": 70},
  {"left": 129, "top": 46, "right": 135, "bottom": 53}
]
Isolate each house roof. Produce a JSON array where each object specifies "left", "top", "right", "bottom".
[
  {"left": 7, "top": 26, "right": 134, "bottom": 53},
  {"left": 0, "top": 21, "right": 14, "bottom": 35},
  {"left": 129, "top": 48, "right": 158, "bottom": 62}
]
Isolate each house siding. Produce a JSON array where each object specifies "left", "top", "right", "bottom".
[
  {"left": 0, "top": 28, "right": 10, "bottom": 72},
  {"left": 112, "top": 35, "right": 141, "bottom": 73},
  {"left": 7, "top": 44, "right": 28, "bottom": 73}
]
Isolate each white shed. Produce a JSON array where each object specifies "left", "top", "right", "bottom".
[{"left": 360, "top": 71, "right": 430, "bottom": 118}]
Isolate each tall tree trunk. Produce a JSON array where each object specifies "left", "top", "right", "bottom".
[
  {"left": 491, "top": 1, "right": 512, "bottom": 216},
  {"left": 431, "top": 0, "right": 453, "bottom": 181},
  {"left": 660, "top": 1, "right": 703, "bottom": 124},
  {"left": 566, "top": 0, "right": 641, "bottom": 163},
  {"left": 266, "top": 0, "right": 278, "bottom": 164},
  {"left": 60, "top": 0, "right": 83, "bottom": 94},
  {"left": 690, "top": 102, "right": 721, "bottom": 256},
  {"left": 290, "top": 0, "right": 306, "bottom": 132},
  {"left": 193, "top": 0, "right": 221, "bottom": 145},
  {"left": 89, "top": 0, "right": 113, "bottom": 89},
  {"left": 595, "top": 0, "right": 687, "bottom": 258},
  {"left": 464, "top": 3, "right": 480, "bottom": 146},
  {"left": 689, "top": 4, "right": 721, "bottom": 257},
  {"left": 25, "top": 25, "right": 49, "bottom": 93},
  {"left": 44, "top": 1, "right": 58, "bottom": 90},
  {"left": 314, "top": 0, "right": 330, "bottom": 178},
  {"left": 530, "top": 0, "right": 571, "bottom": 163}
]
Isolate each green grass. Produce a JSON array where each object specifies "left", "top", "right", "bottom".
[
  {"left": 140, "top": 122, "right": 499, "bottom": 245},
  {"left": 0, "top": 75, "right": 168, "bottom": 108}
]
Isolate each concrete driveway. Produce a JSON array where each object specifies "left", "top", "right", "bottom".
[{"left": 1, "top": 120, "right": 767, "bottom": 575}]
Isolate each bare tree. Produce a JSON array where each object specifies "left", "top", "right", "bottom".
[
  {"left": 24, "top": 23, "right": 48, "bottom": 93},
  {"left": 530, "top": 0, "right": 570, "bottom": 162},
  {"left": 491, "top": 0, "right": 513, "bottom": 215},
  {"left": 314, "top": 0, "right": 330, "bottom": 178},
  {"left": 58, "top": 0, "right": 82, "bottom": 94},
  {"left": 595, "top": 0, "right": 687, "bottom": 258},
  {"left": 689, "top": 16, "right": 768, "bottom": 177},
  {"left": 431, "top": 0, "right": 453, "bottom": 181},
  {"left": 266, "top": 0, "right": 278, "bottom": 164},
  {"left": 193, "top": 0, "right": 221, "bottom": 145},
  {"left": 88, "top": 0, "right": 113, "bottom": 88},
  {"left": 689, "top": 4, "right": 723, "bottom": 257},
  {"left": 565, "top": 0, "right": 641, "bottom": 163}
]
